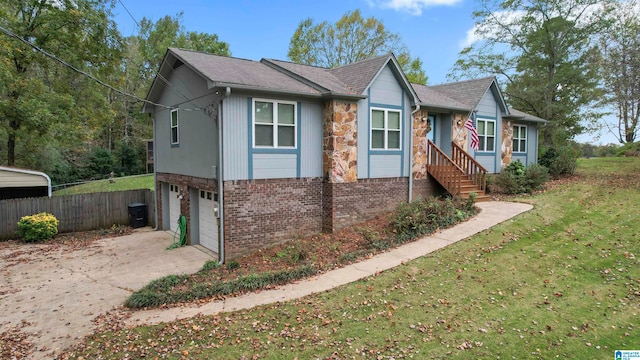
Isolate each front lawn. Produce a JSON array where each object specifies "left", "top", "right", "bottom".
[{"left": 65, "top": 158, "right": 640, "bottom": 359}]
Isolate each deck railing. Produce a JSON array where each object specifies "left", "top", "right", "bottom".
[
  {"left": 426, "top": 140, "right": 465, "bottom": 196},
  {"left": 451, "top": 141, "right": 487, "bottom": 193}
]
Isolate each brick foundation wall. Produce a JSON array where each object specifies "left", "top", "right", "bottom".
[
  {"left": 223, "top": 178, "right": 323, "bottom": 259},
  {"left": 156, "top": 172, "right": 218, "bottom": 240},
  {"left": 412, "top": 176, "right": 447, "bottom": 201},
  {"left": 323, "top": 177, "right": 410, "bottom": 232}
]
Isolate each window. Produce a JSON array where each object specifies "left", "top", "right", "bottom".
[
  {"left": 253, "top": 99, "right": 296, "bottom": 148},
  {"left": 371, "top": 108, "right": 401, "bottom": 150},
  {"left": 513, "top": 125, "right": 527, "bottom": 153},
  {"left": 476, "top": 118, "right": 495, "bottom": 152},
  {"left": 170, "top": 109, "right": 179, "bottom": 145}
]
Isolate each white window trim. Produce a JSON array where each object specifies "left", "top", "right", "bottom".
[
  {"left": 252, "top": 98, "right": 297, "bottom": 149},
  {"left": 477, "top": 118, "right": 496, "bottom": 152},
  {"left": 513, "top": 124, "right": 527, "bottom": 153},
  {"left": 170, "top": 109, "right": 179, "bottom": 145},
  {"left": 370, "top": 107, "right": 402, "bottom": 150}
]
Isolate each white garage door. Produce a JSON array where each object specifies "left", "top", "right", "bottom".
[
  {"left": 199, "top": 190, "right": 219, "bottom": 252},
  {"left": 169, "top": 184, "right": 180, "bottom": 232}
]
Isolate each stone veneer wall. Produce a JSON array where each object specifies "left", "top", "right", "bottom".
[
  {"left": 156, "top": 172, "right": 218, "bottom": 241},
  {"left": 501, "top": 119, "right": 513, "bottom": 168},
  {"left": 451, "top": 113, "right": 468, "bottom": 151},
  {"left": 412, "top": 109, "right": 430, "bottom": 181},
  {"left": 323, "top": 100, "right": 358, "bottom": 182},
  {"left": 223, "top": 178, "right": 323, "bottom": 259}
]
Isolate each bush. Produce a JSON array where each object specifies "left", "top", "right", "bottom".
[
  {"left": 539, "top": 148, "right": 557, "bottom": 169},
  {"left": 548, "top": 146, "right": 578, "bottom": 178},
  {"left": 493, "top": 161, "right": 549, "bottom": 195},
  {"left": 523, "top": 163, "right": 549, "bottom": 191},
  {"left": 393, "top": 196, "right": 477, "bottom": 240},
  {"left": 17, "top": 212, "right": 59, "bottom": 242}
]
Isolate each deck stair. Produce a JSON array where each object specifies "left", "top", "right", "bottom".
[{"left": 426, "top": 140, "right": 490, "bottom": 202}]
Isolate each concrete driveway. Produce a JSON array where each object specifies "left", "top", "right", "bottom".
[{"left": 0, "top": 229, "right": 214, "bottom": 359}]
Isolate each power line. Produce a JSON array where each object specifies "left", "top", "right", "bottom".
[
  {"left": 117, "top": 0, "right": 139, "bottom": 28},
  {"left": 0, "top": 24, "right": 206, "bottom": 112}
]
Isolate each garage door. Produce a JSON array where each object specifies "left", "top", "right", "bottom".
[
  {"left": 199, "top": 190, "right": 219, "bottom": 253},
  {"left": 169, "top": 184, "right": 180, "bottom": 232}
]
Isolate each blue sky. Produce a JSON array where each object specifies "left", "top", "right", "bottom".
[
  {"left": 112, "top": 0, "right": 475, "bottom": 85},
  {"left": 112, "top": 0, "right": 618, "bottom": 144}
]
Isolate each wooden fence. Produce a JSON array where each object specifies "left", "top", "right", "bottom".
[{"left": 0, "top": 189, "right": 155, "bottom": 240}]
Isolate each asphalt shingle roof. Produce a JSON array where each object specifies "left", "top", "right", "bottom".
[
  {"left": 412, "top": 83, "right": 470, "bottom": 111},
  {"left": 261, "top": 59, "right": 353, "bottom": 94},
  {"left": 428, "top": 76, "right": 496, "bottom": 108},
  {"left": 328, "top": 54, "right": 392, "bottom": 94},
  {"left": 505, "top": 108, "right": 548, "bottom": 123},
  {"left": 169, "top": 48, "right": 321, "bottom": 95}
]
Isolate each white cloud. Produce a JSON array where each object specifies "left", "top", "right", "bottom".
[
  {"left": 459, "top": 2, "right": 611, "bottom": 49},
  {"left": 376, "top": 0, "right": 462, "bottom": 16}
]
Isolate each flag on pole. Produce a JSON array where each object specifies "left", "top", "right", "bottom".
[{"left": 465, "top": 117, "right": 479, "bottom": 151}]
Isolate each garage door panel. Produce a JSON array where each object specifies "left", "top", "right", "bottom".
[
  {"left": 169, "top": 184, "right": 180, "bottom": 232},
  {"left": 199, "top": 190, "right": 218, "bottom": 252}
]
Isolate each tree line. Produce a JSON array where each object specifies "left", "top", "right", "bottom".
[{"left": 1, "top": 1, "right": 637, "bottom": 185}]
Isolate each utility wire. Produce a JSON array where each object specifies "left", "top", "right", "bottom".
[
  {"left": 117, "top": 0, "right": 139, "bottom": 28},
  {"left": 0, "top": 24, "right": 205, "bottom": 112}
]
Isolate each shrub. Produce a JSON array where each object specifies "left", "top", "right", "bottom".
[
  {"left": 393, "top": 196, "right": 477, "bottom": 240},
  {"left": 548, "top": 146, "right": 578, "bottom": 178},
  {"left": 539, "top": 148, "right": 558, "bottom": 169},
  {"left": 523, "top": 164, "right": 549, "bottom": 191},
  {"left": 493, "top": 161, "right": 549, "bottom": 195},
  {"left": 17, "top": 212, "right": 59, "bottom": 242}
]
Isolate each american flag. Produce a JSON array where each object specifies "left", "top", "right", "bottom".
[{"left": 465, "top": 117, "right": 479, "bottom": 151}]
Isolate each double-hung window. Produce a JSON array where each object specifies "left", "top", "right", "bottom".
[
  {"left": 371, "top": 108, "right": 401, "bottom": 150},
  {"left": 476, "top": 118, "right": 495, "bottom": 152},
  {"left": 253, "top": 99, "right": 296, "bottom": 148},
  {"left": 513, "top": 125, "right": 527, "bottom": 153},
  {"left": 170, "top": 109, "right": 179, "bottom": 145}
]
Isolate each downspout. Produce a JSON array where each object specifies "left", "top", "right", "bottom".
[
  {"left": 409, "top": 104, "right": 420, "bottom": 203},
  {"left": 152, "top": 113, "right": 159, "bottom": 230},
  {"left": 217, "top": 86, "right": 231, "bottom": 264}
]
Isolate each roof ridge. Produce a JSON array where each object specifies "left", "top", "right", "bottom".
[
  {"left": 429, "top": 75, "right": 495, "bottom": 88},
  {"left": 169, "top": 47, "right": 258, "bottom": 64},
  {"left": 329, "top": 53, "right": 391, "bottom": 71},
  {"left": 264, "top": 58, "right": 330, "bottom": 70}
]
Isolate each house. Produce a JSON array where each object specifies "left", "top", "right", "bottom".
[
  {"left": 143, "top": 48, "right": 546, "bottom": 261},
  {"left": 0, "top": 166, "right": 52, "bottom": 200}
]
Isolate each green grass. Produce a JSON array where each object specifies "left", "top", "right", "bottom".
[
  {"left": 65, "top": 158, "right": 640, "bottom": 359},
  {"left": 53, "top": 174, "right": 154, "bottom": 196}
]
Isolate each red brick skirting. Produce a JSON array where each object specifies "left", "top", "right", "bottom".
[
  {"left": 223, "top": 178, "right": 323, "bottom": 259},
  {"left": 155, "top": 174, "right": 439, "bottom": 260}
]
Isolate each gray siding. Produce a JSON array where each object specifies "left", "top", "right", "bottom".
[
  {"left": 476, "top": 90, "right": 497, "bottom": 118},
  {"left": 300, "top": 102, "right": 323, "bottom": 178},
  {"left": 155, "top": 66, "right": 218, "bottom": 179},
  {"left": 476, "top": 155, "right": 495, "bottom": 172},
  {"left": 222, "top": 95, "right": 249, "bottom": 180},
  {"left": 370, "top": 154, "right": 401, "bottom": 178},
  {"left": 357, "top": 98, "right": 369, "bottom": 178},
  {"left": 369, "top": 65, "right": 402, "bottom": 106},
  {"left": 253, "top": 154, "right": 297, "bottom": 179}
]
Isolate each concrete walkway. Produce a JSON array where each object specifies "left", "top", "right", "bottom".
[{"left": 126, "top": 201, "right": 533, "bottom": 327}]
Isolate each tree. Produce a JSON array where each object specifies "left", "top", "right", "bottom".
[
  {"left": 0, "top": 0, "right": 121, "bottom": 167},
  {"left": 288, "top": 9, "right": 428, "bottom": 84},
  {"left": 600, "top": 0, "right": 640, "bottom": 144},
  {"left": 449, "top": 0, "right": 614, "bottom": 148}
]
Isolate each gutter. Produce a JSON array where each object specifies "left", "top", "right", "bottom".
[{"left": 208, "top": 82, "right": 367, "bottom": 101}]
